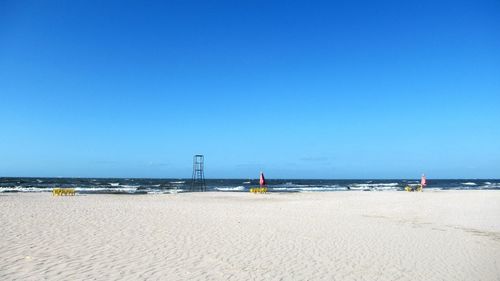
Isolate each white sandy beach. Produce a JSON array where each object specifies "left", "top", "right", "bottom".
[{"left": 1, "top": 191, "right": 499, "bottom": 281}]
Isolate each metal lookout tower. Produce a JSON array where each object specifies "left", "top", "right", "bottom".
[{"left": 191, "top": 155, "right": 206, "bottom": 191}]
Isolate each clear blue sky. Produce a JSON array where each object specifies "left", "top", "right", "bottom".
[{"left": 1, "top": 0, "right": 499, "bottom": 179}]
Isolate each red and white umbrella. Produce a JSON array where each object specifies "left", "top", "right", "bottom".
[{"left": 259, "top": 172, "right": 266, "bottom": 187}]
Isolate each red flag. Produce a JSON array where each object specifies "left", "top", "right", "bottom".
[
  {"left": 421, "top": 174, "right": 427, "bottom": 187},
  {"left": 259, "top": 172, "right": 266, "bottom": 187}
]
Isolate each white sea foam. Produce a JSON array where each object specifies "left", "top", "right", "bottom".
[
  {"left": 75, "top": 186, "right": 138, "bottom": 193},
  {"left": 215, "top": 186, "right": 245, "bottom": 191},
  {"left": 296, "top": 186, "right": 347, "bottom": 192},
  {"left": 349, "top": 183, "right": 399, "bottom": 190},
  {"left": 147, "top": 189, "right": 184, "bottom": 194},
  {"left": 461, "top": 182, "right": 477, "bottom": 186},
  {"left": 10, "top": 186, "right": 149, "bottom": 194},
  {"left": 478, "top": 182, "right": 500, "bottom": 189},
  {"left": 109, "top": 182, "right": 120, "bottom": 186},
  {"left": 0, "top": 186, "right": 54, "bottom": 193},
  {"left": 272, "top": 185, "right": 346, "bottom": 192},
  {"left": 147, "top": 190, "right": 164, "bottom": 194},
  {"left": 281, "top": 183, "right": 309, "bottom": 187}
]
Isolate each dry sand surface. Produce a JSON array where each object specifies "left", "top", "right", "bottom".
[{"left": 1, "top": 191, "right": 500, "bottom": 281}]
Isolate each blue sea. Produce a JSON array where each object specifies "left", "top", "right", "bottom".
[{"left": 1, "top": 177, "right": 499, "bottom": 194}]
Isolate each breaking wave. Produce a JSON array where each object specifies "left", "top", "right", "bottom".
[
  {"left": 1, "top": 178, "right": 499, "bottom": 194},
  {"left": 214, "top": 186, "right": 245, "bottom": 191}
]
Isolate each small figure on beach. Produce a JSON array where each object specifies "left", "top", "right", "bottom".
[{"left": 419, "top": 174, "right": 426, "bottom": 192}]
